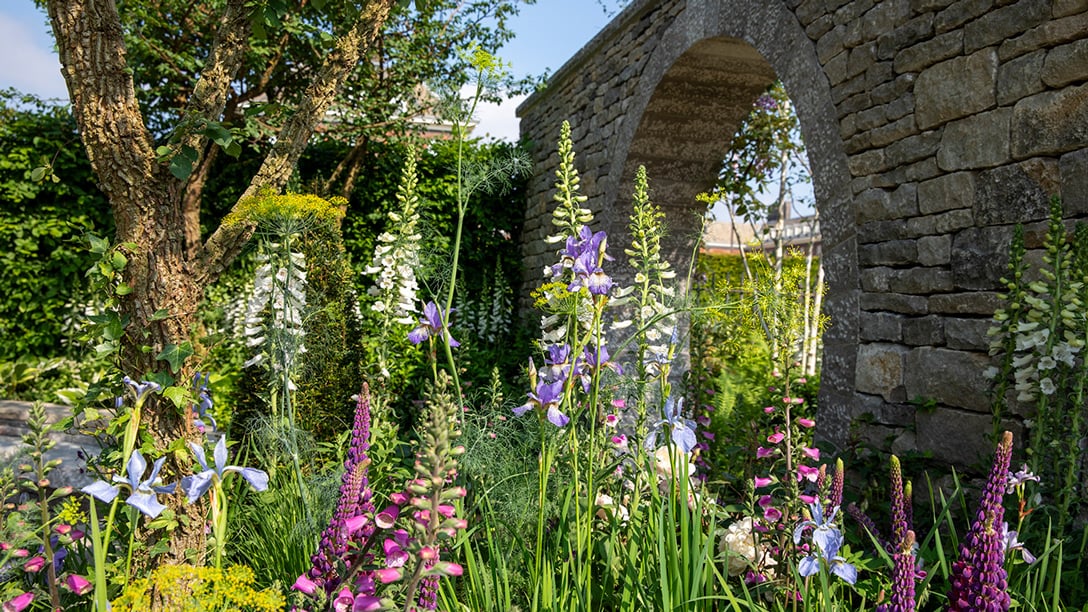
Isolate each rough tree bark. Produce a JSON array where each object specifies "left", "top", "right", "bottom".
[{"left": 46, "top": 0, "right": 396, "bottom": 564}]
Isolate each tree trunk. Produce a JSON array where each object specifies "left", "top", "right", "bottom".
[{"left": 47, "top": 0, "right": 396, "bottom": 565}]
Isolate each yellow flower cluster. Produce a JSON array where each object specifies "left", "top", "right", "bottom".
[
  {"left": 111, "top": 564, "right": 284, "bottom": 612},
  {"left": 222, "top": 189, "right": 345, "bottom": 228}
]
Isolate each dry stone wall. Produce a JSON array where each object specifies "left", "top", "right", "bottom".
[{"left": 517, "top": 0, "right": 1088, "bottom": 468}]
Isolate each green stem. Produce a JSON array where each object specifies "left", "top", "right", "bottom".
[
  {"left": 124, "top": 506, "right": 137, "bottom": 587},
  {"left": 89, "top": 501, "right": 109, "bottom": 612}
]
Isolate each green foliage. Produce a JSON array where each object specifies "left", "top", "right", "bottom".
[
  {"left": 0, "top": 90, "right": 110, "bottom": 361},
  {"left": 987, "top": 197, "right": 1088, "bottom": 527},
  {"left": 713, "top": 81, "right": 809, "bottom": 223}
]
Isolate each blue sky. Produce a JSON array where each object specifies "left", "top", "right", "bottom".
[{"left": 0, "top": 0, "right": 613, "bottom": 141}]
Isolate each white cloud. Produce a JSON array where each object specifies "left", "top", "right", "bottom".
[
  {"left": 0, "top": 11, "right": 68, "bottom": 100},
  {"left": 470, "top": 94, "right": 527, "bottom": 142}
]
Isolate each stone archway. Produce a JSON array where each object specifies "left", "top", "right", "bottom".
[{"left": 518, "top": 0, "right": 1088, "bottom": 467}]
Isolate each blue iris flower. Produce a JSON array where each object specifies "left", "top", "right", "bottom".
[
  {"left": 180, "top": 436, "right": 269, "bottom": 503},
  {"left": 82, "top": 450, "right": 177, "bottom": 518},
  {"left": 794, "top": 500, "right": 857, "bottom": 584},
  {"left": 646, "top": 396, "right": 697, "bottom": 453}
]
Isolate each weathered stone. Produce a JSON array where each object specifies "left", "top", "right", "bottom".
[
  {"left": 935, "top": 0, "right": 993, "bottom": 34},
  {"left": 856, "top": 105, "right": 887, "bottom": 131},
  {"left": 876, "top": 13, "right": 935, "bottom": 60},
  {"left": 1054, "top": 0, "right": 1088, "bottom": 18},
  {"left": 907, "top": 208, "right": 974, "bottom": 235},
  {"left": 997, "top": 50, "right": 1045, "bottom": 106},
  {"left": 872, "top": 73, "right": 915, "bottom": 104},
  {"left": 806, "top": 14, "right": 836, "bottom": 39},
  {"left": 856, "top": 343, "right": 909, "bottom": 401},
  {"left": 918, "top": 171, "right": 976, "bottom": 214},
  {"left": 916, "top": 49, "right": 997, "bottom": 130},
  {"left": 928, "top": 291, "right": 1002, "bottom": 314},
  {"left": 825, "top": 50, "right": 851, "bottom": 85},
  {"left": 904, "top": 347, "right": 991, "bottom": 412},
  {"left": 915, "top": 408, "right": 1009, "bottom": 466},
  {"left": 917, "top": 234, "right": 952, "bottom": 265},
  {"left": 903, "top": 315, "right": 945, "bottom": 345},
  {"left": 894, "top": 29, "right": 963, "bottom": 74},
  {"left": 857, "top": 393, "right": 916, "bottom": 427},
  {"left": 945, "top": 317, "right": 993, "bottom": 350},
  {"left": 860, "top": 310, "right": 905, "bottom": 341},
  {"left": 884, "top": 130, "right": 938, "bottom": 167},
  {"left": 1012, "top": 84, "right": 1088, "bottom": 158},
  {"left": 950, "top": 225, "right": 1014, "bottom": 290},
  {"left": 861, "top": 291, "right": 929, "bottom": 314},
  {"left": 885, "top": 93, "right": 915, "bottom": 121},
  {"left": 856, "top": 188, "right": 891, "bottom": 223},
  {"left": 849, "top": 149, "right": 887, "bottom": 175},
  {"left": 861, "top": 266, "right": 955, "bottom": 293},
  {"left": 999, "top": 11, "right": 1088, "bottom": 61},
  {"left": 859, "top": 239, "right": 919, "bottom": 265},
  {"left": 974, "top": 159, "right": 1060, "bottom": 225},
  {"left": 848, "top": 42, "right": 878, "bottom": 80},
  {"left": 963, "top": 0, "right": 1050, "bottom": 54},
  {"left": 937, "top": 108, "right": 1011, "bottom": 170},
  {"left": 869, "top": 115, "right": 914, "bottom": 147},
  {"left": 1060, "top": 148, "right": 1088, "bottom": 216},
  {"left": 1042, "top": 39, "right": 1088, "bottom": 88},
  {"left": 817, "top": 23, "right": 848, "bottom": 63}
]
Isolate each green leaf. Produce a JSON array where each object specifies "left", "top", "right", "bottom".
[
  {"left": 30, "top": 166, "right": 48, "bottom": 182},
  {"left": 204, "top": 123, "right": 232, "bottom": 148},
  {"left": 114, "top": 283, "right": 132, "bottom": 296},
  {"left": 145, "top": 370, "right": 175, "bottom": 389},
  {"left": 110, "top": 251, "right": 127, "bottom": 271},
  {"left": 224, "top": 140, "right": 242, "bottom": 158},
  {"left": 149, "top": 309, "right": 170, "bottom": 321},
  {"left": 156, "top": 342, "right": 194, "bottom": 373},
  {"left": 161, "top": 386, "right": 189, "bottom": 409},
  {"left": 87, "top": 235, "right": 109, "bottom": 254},
  {"left": 155, "top": 145, "right": 172, "bottom": 158},
  {"left": 169, "top": 145, "right": 199, "bottom": 180}
]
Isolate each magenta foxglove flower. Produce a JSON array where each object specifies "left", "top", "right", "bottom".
[
  {"left": 64, "top": 574, "right": 92, "bottom": 596},
  {"left": 3, "top": 592, "right": 33, "bottom": 612},
  {"left": 22, "top": 556, "right": 44, "bottom": 573}
]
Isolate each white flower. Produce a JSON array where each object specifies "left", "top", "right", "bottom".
[
  {"left": 982, "top": 366, "right": 999, "bottom": 380},
  {"left": 1039, "top": 377, "right": 1056, "bottom": 395},
  {"left": 1037, "top": 356, "right": 1056, "bottom": 371}
]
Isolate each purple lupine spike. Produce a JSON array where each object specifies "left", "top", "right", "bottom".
[
  {"left": 847, "top": 502, "right": 889, "bottom": 553},
  {"left": 877, "top": 530, "right": 917, "bottom": 612},
  {"left": 889, "top": 455, "right": 909, "bottom": 551},
  {"left": 829, "top": 458, "right": 845, "bottom": 510},
  {"left": 416, "top": 566, "right": 439, "bottom": 610},
  {"left": 306, "top": 384, "right": 378, "bottom": 595},
  {"left": 946, "top": 431, "right": 1014, "bottom": 612}
]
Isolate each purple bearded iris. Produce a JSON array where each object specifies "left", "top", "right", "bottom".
[
  {"left": 513, "top": 378, "right": 569, "bottom": 427},
  {"left": 408, "top": 301, "right": 459, "bottom": 348},
  {"left": 576, "top": 344, "right": 622, "bottom": 392}
]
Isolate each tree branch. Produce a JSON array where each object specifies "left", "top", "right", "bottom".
[{"left": 194, "top": 0, "right": 397, "bottom": 286}]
